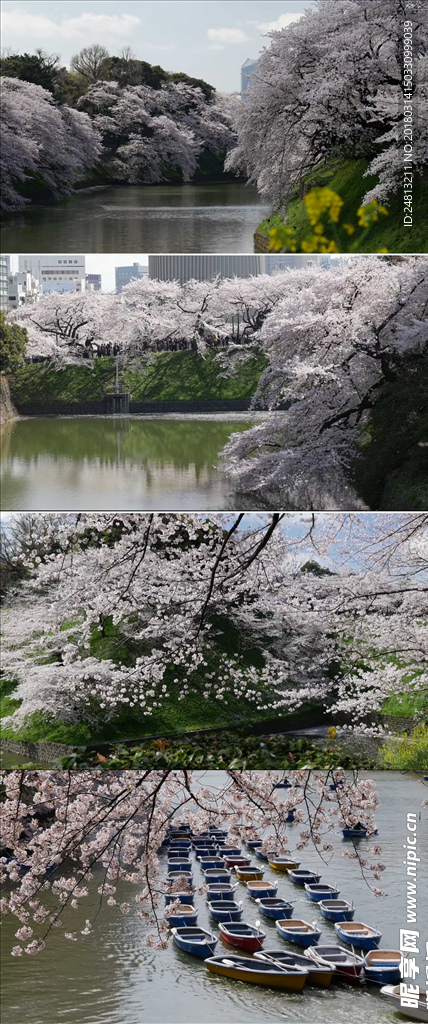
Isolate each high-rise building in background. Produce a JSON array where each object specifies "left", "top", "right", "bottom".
[
  {"left": 0, "top": 254, "right": 9, "bottom": 313},
  {"left": 149, "top": 255, "right": 264, "bottom": 284},
  {"left": 85, "top": 273, "right": 102, "bottom": 291},
  {"left": 18, "top": 255, "right": 86, "bottom": 293},
  {"left": 241, "top": 58, "right": 260, "bottom": 100},
  {"left": 7, "top": 271, "right": 42, "bottom": 308},
  {"left": 264, "top": 255, "right": 332, "bottom": 273},
  {"left": 115, "top": 263, "right": 148, "bottom": 293}
]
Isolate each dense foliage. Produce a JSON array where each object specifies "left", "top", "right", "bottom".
[{"left": 0, "top": 312, "right": 28, "bottom": 374}]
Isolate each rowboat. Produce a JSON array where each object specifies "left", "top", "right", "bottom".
[
  {"left": 205, "top": 954, "right": 307, "bottom": 990},
  {"left": 306, "top": 945, "right": 364, "bottom": 983},
  {"left": 285, "top": 811, "right": 296, "bottom": 823},
  {"left": 218, "top": 847, "right": 242, "bottom": 857},
  {"left": 273, "top": 779, "right": 292, "bottom": 788},
  {"left": 206, "top": 883, "right": 238, "bottom": 900},
  {"left": 246, "top": 880, "right": 278, "bottom": 899},
  {"left": 288, "top": 869, "right": 322, "bottom": 886},
  {"left": 207, "top": 900, "right": 243, "bottom": 922},
  {"left": 255, "top": 949, "right": 334, "bottom": 988},
  {"left": 380, "top": 985, "right": 428, "bottom": 1022},
  {"left": 305, "top": 883, "right": 340, "bottom": 901},
  {"left": 234, "top": 867, "right": 264, "bottom": 881},
  {"left": 275, "top": 919, "right": 321, "bottom": 948},
  {"left": 168, "top": 840, "right": 192, "bottom": 849},
  {"left": 203, "top": 868, "right": 231, "bottom": 883},
  {"left": 223, "top": 856, "right": 252, "bottom": 868},
  {"left": 246, "top": 839, "right": 263, "bottom": 850},
  {"left": 198, "top": 857, "right": 225, "bottom": 869},
  {"left": 256, "top": 898, "right": 294, "bottom": 920},
  {"left": 255, "top": 848, "right": 277, "bottom": 861},
  {"left": 334, "top": 921, "right": 381, "bottom": 951},
  {"left": 363, "top": 950, "right": 402, "bottom": 984},
  {"left": 342, "top": 827, "right": 378, "bottom": 839},
  {"left": 165, "top": 905, "right": 198, "bottom": 927},
  {"left": 165, "top": 890, "right": 194, "bottom": 905},
  {"left": 219, "top": 921, "right": 266, "bottom": 952},
  {"left": 319, "top": 900, "right": 355, "bottom": 922},
  {"left": 171, "top": 926, "right": 217, "bottom": 959},
  {"left": 167, "top": 858, "right": 192, "bottom": 872},
  {"left": 268, "top": 857, "right": 300, "bottom": 872},
  {"left": 167, "top": 872, "right": 193, "bottom": 884}
]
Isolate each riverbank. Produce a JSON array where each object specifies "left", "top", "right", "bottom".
[
  {"left": 9, "top": 351, "right": 268, "bottom": 413},
  {"left": 254, "top": 158, "right": 428, "bottom": 254},
  {"left": 0, "top": 375, "right": 18, "bottom": 423}
]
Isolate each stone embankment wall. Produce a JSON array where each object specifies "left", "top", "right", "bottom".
[{"left": 15, "top": 398, "right": 254, "bottom": 416}]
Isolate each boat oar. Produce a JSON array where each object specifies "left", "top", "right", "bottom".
[{"left": 254, "top": 953, "right": 292, "bottom": 973}]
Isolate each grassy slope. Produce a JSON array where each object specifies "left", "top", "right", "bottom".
[
  {"left": 256, "top": 159, "right": 428, "bottom": 253},
  {"left": 9, "top": 351, "right": 268, "bottom": 408},
  {"left": 352, "top": 360, "right": 428, "bottom": 510}
]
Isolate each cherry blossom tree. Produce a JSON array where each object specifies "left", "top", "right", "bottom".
[
  {"left": 1, "top": 513, "right": 427, "bottom": 735},
  {"left": 9, "top": 292, "right": 135, "bottom": 361},
  {"left": 226, "top": 0, "right": 428, "bottom": 205},
  {"left": 0, "top": 77, "right": 101, "bottom": 211},
  {"left": 0, "top": 768, "right": 395, "bottom": 957},
  {"left": 220, "top": 256, "right": 428, "bottom": 510},
  {"left": 78, "top": 80, "right": 237, "bottom": 184}
]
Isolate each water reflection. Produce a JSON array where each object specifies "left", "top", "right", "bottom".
[
  {"left": 0, "top": 183, "right": 269, "bottom": 254},
  {"left": 0, "top": 415, "right": 254, "bottom": 511},
  {"left": 1, "top": 772, "right": 425, "bottom": 1024}
]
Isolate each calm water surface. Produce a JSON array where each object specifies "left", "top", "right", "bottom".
[
  {"left": 0, "top": 183, "right": 269, "bottom": 253},
  {"left": 1, "top": 772, "right": 426, "bottom": 1024},
  {"left": 0, "top": 414, "right": 256, "bottom": 511}
]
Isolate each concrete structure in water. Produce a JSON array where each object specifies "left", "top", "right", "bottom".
[
  {"left": 115, "top": 263, "right": 148, "bottom": 293},
  {"left": 18, "top": 255, "right": 86, "bottom": 294}
]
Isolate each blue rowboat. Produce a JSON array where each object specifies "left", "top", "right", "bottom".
[
  {"left": 256, "top": 898, "right": 294, "bottom": 920},
  {"left": 276, "top": 919, "right": 321, "bottom": 948},
  {"left": 255, "top": 848, "right": 277, "bottom": 861},
  {"left": 198, "top": 857, "right": 225, "bottom": 869},
  {"left": 319, "top": 900, "right": 355, "bottom": 922},
  {"left": 334, "top": 922, "right": 381, "bottom": 951},
  {"left": 285, "top": 811, "right": 296, "bottom": 823},
  {"left": 246, "top": 880, "right": 278, "bottom": 900},
  {"left": 171, "top": 926, "right": 218, "bottom": 959},
  {"left": 203, "top": 868, "right": 231, "bottom": 883},
  {"left": 167, "top": 860, "right": 192, "bottom": 873},
  {"left": 206, "top": 884, "right": 238, "bottom": 901},
  {"left": 274, "top": 779, "right": 292, "bottom": 788},
  {"left": 363, "top": 950, "right": 402, "bottom": 984},
  {"left": 306, "top": 945, "right": 364, "bottom": 983},
  {"left": 305, "top": 884, "right": 340, "bottom": 902},
  {"left": 169, "top": 840, "right": 192, "bottom": 850},
  {"left": 218, "top": 847, "right": 241, "bottom": 857},
  {"left": 342, "top": 827, "right": 378, "bottom": 839},
  {"left": 289, "top": 869, "right": 321, "bottom": 886},
  {"left": 246, "top": 839, "right": 263, "bottom": 850},
  {"left": 165, "top": 890, "right": 194, "bottom": 905},
  {"left": 207, "top": 900, "right": 243, "bottom": 922},
  {"left": 165, "top": 905, "right": 198, "bottom": 927},
  {"left": 167, "top": 872, "right": 193, "bottom": 885}
]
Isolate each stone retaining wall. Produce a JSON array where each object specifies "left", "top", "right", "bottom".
[{"left": 15, "top": 398, "right": 254, "bottom": 416}]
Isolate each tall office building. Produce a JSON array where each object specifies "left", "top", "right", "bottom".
[
  {"left": 241, "top": 58, "right": 260, "bottom": 100},
  {"left": 85, "top": 273, "right": 102, "bottom": 291},
  {"left": 7, "top": 271, "right": 42, "bottom": 308},
  {"left": 0, "top": 254, "right": 9, "bottom": 312},
  {"left": 18, "top": 255, "right": 86, "bottom": 293},
  {"left": 149, "top": 255, "right": 264, "bottom": 284},
  {"left": 115, "top": 263, "right": 148, "bottom": 293},
  {"left": 265, "top": 254, "right": 332, "bottom": 273}
]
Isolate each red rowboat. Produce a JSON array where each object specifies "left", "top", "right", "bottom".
[{"left": 219, "top": 921, "right": 265, "bottom": 952}]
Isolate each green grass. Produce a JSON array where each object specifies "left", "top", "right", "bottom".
[
  {"left": 382, "top": 690, "right": 428, "bottom": 719},
  {"left": 9, "top": 351, "right": 268, "bottom": 409},
  {"left": 256, "top": 158, "right": 428, "bottom": 253}
]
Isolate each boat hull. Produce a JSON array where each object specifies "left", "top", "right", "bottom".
[
  {"left": 205, "top": 957, "right": 307, "bottom": 990},
  {"left": 305, "top": 885, "right": 340, "bottom": 902},
  {"left": 335, "top": 923, "right": 381, "bottom": 951},
  {"left": 255, "top": 951, "right": 333, "bottom": 988},
  {"left": 207, "top": 902, "right": 243, "bottom": 922},
  {"left": 289, "top": 871, "right": 321, "bottom": 886},
  {"left": 234, "top": 869, "right": 264, "bottom": 881},
  {"left": 268, "top": 860, "right": 300, "bottom": 872},
  {"left": 380, "top": 985, "right": 428, "bottom": 1022},
  {"left": 172, "top": 928, "right": 217, "bottom": 959},
  {"left": 166, "top": 911, "right": 198, "bottom": 927},
  {"left": 219, "top": 928, "right": 265, "bottom": 953},
  {"left": 247, "top": 883, "right": 278, "bottom": 899},
  {"left": 276, "top": 921, "right": 320, "bottom": 948},
  {"left": 256, "top": 899, "right": 294, "bottom": 920},
  {"left": 319, "top": 902, "right": 355, "bottom": 922}
]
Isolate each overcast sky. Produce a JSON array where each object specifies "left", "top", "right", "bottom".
[{"left": 1, "top": 1, "right": 316, "bottom": 92}]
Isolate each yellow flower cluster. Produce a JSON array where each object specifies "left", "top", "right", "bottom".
[{"left": 268, "top": 187, "right": 389, "bottom": 254}]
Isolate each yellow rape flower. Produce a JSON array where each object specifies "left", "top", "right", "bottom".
[{"left": 304, "top": 187, "right": 343, "bottom": 226}]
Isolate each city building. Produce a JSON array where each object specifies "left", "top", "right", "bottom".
[
  {"left": 115, "top": 263, "right": 148, "bottom": 293},
  {"left": 18, "top": 255, "right": 86, "bottom": 294},
  {"left": 7, "top": 271, "right": 42, "bottom": 308},
  {"left": 0, "top": 253, "right": 9, "bottom": 313},
  {"left": 264, "top": 255, "right": 332, "bottom": 273},
  {"left": 85, "top": 273, "right": 102, "bottom": 291},
  {"left": 241, "top": 57, "right": 260, "bottom": 100},
  {"left": 148, "top": 255, "right": 264, "bottom": 284}
]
